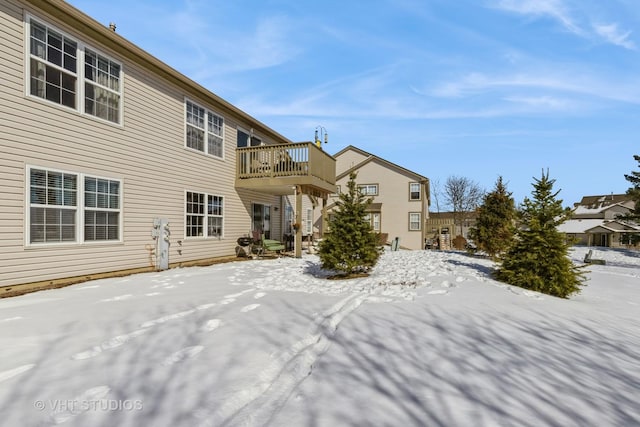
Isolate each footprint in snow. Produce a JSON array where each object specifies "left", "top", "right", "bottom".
[
  {"left": 254, "top": 292, "right": 266, "bottom": 299},
  {"left": 202, "top": 319, "right": 222, "bottom": 332},
  {"left": 455, "top": 276, "right": 465, "bottom": 283},
  {"left": 100, "top": 294, "right": 133, "bottom": 302},
  {"left": 224, "top": 289, "right": 254, "bottom": 299},
  {"left": 221, "top": 298, "right": 235, "bottom": 305},
  {"left": 162, "top": 346, "right": 203, "bottom": 366},
  {"left": 522, "top": 290, "right": 543, "bottom": 300},
  {"left": 146, "top": 292, "right": 162, "bottom": 297},
  {"left": 71, "top": 329, "right": 149, "bottom": 360},
  {"left": 428, "top": 290, "right": 448, "bottom": 295},
  {"left": 0, "top": 364, "right": 34, "bottom": 383},
  {"left": 241, "top": 304, "right": 260, "bottom": 312},
  {"left": 440, "top": 281, "right": 455, "bottom": 288},
  {"left": 197, "top": 303, "right": 217, "bottom": 310}
]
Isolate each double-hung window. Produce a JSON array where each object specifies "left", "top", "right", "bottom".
[
  {"left": 409, "top": 182, "right": 421, "bottom": 201},
  {"left": 28, "top": 17, "right": 123, "bottom": 124},
  {"left": 30, "top": 168, "right": 77, "bottom": 243},
  {"left": 305, "top": 209, "right": 313, "bottom": 235},
  {"left": 363, "top": 212, "right": 381, "bottom": 232},
  {"left": 185, "top": 100, "right": 224, "bottom": 158},
  {"left": 186, "top": 191, "right": 224, "bottom": 238},
  {"left": 29, "top": 20, "right": 77, "bottom": 109},
  {"left": 84, "top": 49, "right": 121, "bottom": 123},
  {"left": 28, "top": 167, "right": 122, "bottom": 244},
  {"left": 409, "top": 212, "right": 422, "bottom": 231},
  {"left": 84, "top": 177, "right": 120, "bottom": 241},
  {"left": 207, "top": 195, "right": 223, "bottom": 237}
]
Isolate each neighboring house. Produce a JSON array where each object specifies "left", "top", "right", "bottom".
[
  {"left": 322, "top": 146, "right": 429, "bottom": 250},
  {"left": 0, "top": 0, "right": 335, "bottom": 292},
  {"left": 424, "top": 211, "right": 478, "bottom": 250},
  {"left": 559, "top": 194, "right": 638, "bottom": 247}
]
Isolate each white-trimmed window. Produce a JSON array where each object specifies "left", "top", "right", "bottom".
[
  {"left": 207, "top": 195, "right": 223, "bottom": 237},
  {"left": 84, "top": 49, "right": 121, "bottom": 123},
  {"left": 84, "top": 176, "right": 120, "bottom": 241},
  {"left": 27, "top": 17, "right": 123, "bottom": 124},
  {"left": 29, "top": 168, "right": 77, "bottom": 243},
  {"left": 358, "top": 184, "right": 378, "bottom": 196},
  {"left": 372, "top": 212, "right": 381, "bottom": 231},
  {"left": 27, "top": 166, "right": 122, "bottom": 244},
  {"left": 186, "top": 191, "right": 224, "bottom": 238},
  {"left": 363, "top": 212, "right": 381, "bottom": 232},
  {"left": 185, "top": 100, "right": 224, "bottom": 158},
  {"left": 409, "top": 182, "right": 421, "bottom": 201},
  {"left": 409, "top": 212, "right": 422, "bottom": 231},
  {"left": 305, "top": 208, "right": 313, "bottom": 235}
]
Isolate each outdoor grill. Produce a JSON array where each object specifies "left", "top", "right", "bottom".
[{"left": 237, "top": 237, "right": 253, "bottom": 247}]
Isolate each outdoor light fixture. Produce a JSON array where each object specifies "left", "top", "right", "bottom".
[{"left": 314, "top": 126, "right": 328, "bottom": 148}]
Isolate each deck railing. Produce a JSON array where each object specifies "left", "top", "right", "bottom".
[{"left": 237, "top": 142, "right": 335, "bottom": 185}]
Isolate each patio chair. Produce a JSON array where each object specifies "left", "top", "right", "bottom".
[{"left": 258, "top": 233, "right": 285, "bottom": 258}]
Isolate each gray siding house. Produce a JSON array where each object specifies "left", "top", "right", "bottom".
[
  {"left": 0, "top": 0, "right": 335, "bottom": 294},
  {"left": 559, "top": 194, "right": 638, "bottom": 247}
]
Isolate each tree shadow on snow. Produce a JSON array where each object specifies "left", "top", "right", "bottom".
[{"left": 266, "top": 301, "right": 640, "bottom": 427}]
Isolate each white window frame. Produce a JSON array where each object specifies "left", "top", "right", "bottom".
[
  {"left": 207, "top": 194, "right": 224, "bottom": 238},
  {"left": 305, "top": 208, "right": 313, "bottom": 236},
  {"left": 409, "top": 182, "right": 421, "bottom": 201},
  {"left": 25, "top": 15, "right": 124, "bottom": 125},
  {"left": 364, "top": 212, "right": 381, "bottom": 232},
  {"left": 26, "top": 165, "right": 123, "bottom": 246},
  {"left": 358, "top": 184, "right": 379, "bottom": 196},
  {"left": 185, "top": 191, "right": 225, "bottom": 239},
  {"left": 84, "top": 175, "right": 122, "bottom": 242},
  {"left": 409, "top": 212, "right": 422, "bottom": 231},
  {"left": 372, "top": 212, "right": 381, "bottom": 231},
  {"left": 185, "top": 99, "right": 225, "bottom": 159}
]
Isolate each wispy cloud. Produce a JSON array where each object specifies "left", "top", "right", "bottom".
[
  {"left": 428, "top": 72, "right": 576, "bottom": 98},
  {"left": 490, "top": 0, "right": 583, "bottom": 35},
  {"left": 428, "top": 70, "right": 640, "bottom": 105},
  {"left": 503, "top": 95, "right": 572, "bottom": 110},
  {"left": 489, "top": 0, "right": 636, "bottom": 50},
  {"left": 593, "top": 23, "right": 636, "bottom": 50}
]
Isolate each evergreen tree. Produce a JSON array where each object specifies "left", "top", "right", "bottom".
[
  {"left": 623, "top": 154, "right": 640, "bottom": 222},
  {"left": 468, "top": 176, "right": 516, "bottom": 259},
  {"left": 495, "top": 170, "right": 585, "bottom": 298},
  {"left": 319, "top": 172, "right": 381, "bottom": 275}
]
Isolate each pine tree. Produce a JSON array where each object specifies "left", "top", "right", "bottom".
[
  {"left": 319, "top": 172, "right": 381, "bottom": 276},
  {"left": 495, "top": 170, "right": 586, "bottom": 298},
  {"left": 468, "top": 176, "right": 516, "bottom": 259},
  {"left": 623, "top": 154, "right": 640, "bottom": 222}
]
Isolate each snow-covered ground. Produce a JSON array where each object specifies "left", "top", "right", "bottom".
[{"left": 0, "top": 247, "right": 638, "bottom": 427}]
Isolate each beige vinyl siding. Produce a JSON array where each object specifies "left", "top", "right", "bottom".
[
  {"left": 329, "top": 148, "right": 427, "bottom": 250},
  {"left": 335, "top": 150, "right": 369, "bottom": 173},
  {"left": 351, "top": 162, "right": 423, "bottom": 249},
  {"left": 0, "top": 2, "right": 282, "bottom": 287}
]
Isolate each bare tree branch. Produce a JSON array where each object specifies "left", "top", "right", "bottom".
[{"left": 443, "top": 176, "right": 484, "bottom": 236}]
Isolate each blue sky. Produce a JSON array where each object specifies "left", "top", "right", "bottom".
[{"left": 67, "top": 0, "right": 640, "bottom": 208}]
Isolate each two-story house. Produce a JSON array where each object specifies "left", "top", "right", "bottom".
[
  {"left": 320, "top": 146, "right": 429, "bottom": 250},
  {"left": 558, "top": 194, "right": 638, "bottom": 247},
  {"left": 0, "top": 0, "right": 335, "bottom": 294}
]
